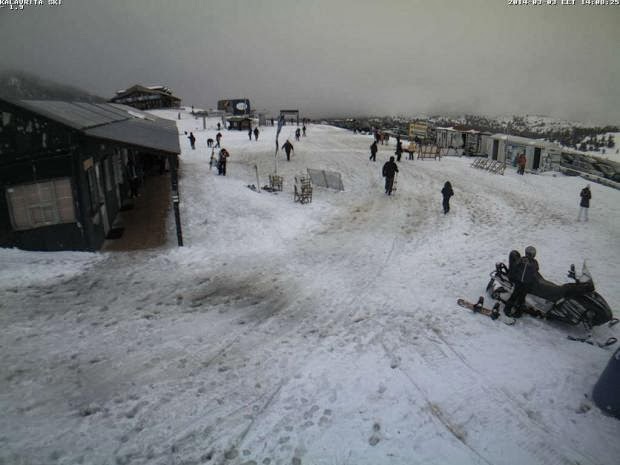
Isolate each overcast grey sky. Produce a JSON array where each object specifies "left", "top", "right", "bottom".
[{"left": 1, "top": 0, "right": 618, "bottom": 123}]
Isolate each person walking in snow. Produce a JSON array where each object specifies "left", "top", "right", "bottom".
[
  {"left": 218, "top": 148, "right": 229, "bottom": 176},
  {"left": 217, "top": 122, "right": 221, "bottom": 131},
  {"left": 215, "top": 132, "right": 222, "bottom": 148},
  {"left": 253, "top": 127, "right": 259, "bottom": 141},
  {"left": 248, "top": 128, "right": 253, "bottom": 140},
  {"left": 188, "top": 132, "right": 196, "bottom": 150},
  {"left": 207, "top": 138, "right": 214, "bottom": 148},
  {"left": 302, "top": 125, "right": 306, "bottom": 136},
  {"left": 295, "top": 128, "right": 301, "bottom": 141},
  {"left": 395, "top": 136, "right": 403, "bottom": 162},
  {"left": 282, "top": 139, "right": 294, "bottom": 161},
  {"left": 382, "top": 156, "right": 399, "bottom": 195},
  {"left": 441, "top": 181, "right": 454, "bottom": 214},
  {"left": 577, "top": 185, "right": 591, "bottom": 221},
  {"left": 369, "top": 140, "right": 378, "bottom": 162},
  {"left": 517, "top": 153, "right": 526, "bottom": 175}
]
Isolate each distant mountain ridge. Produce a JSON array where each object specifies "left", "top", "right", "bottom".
[
  {"left": 326, "top": 113, "right": 617, "bottom": 152},
  {"left": 0, "top": 71, "right": 105, "bottom": 102}
]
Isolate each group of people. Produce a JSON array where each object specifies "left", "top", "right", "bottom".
[
  {"left": 190, "top": 131, "right": 223, "bottom": 149},
  {"left": 374, "top": 137, "right": 455, "bottom": 211}
]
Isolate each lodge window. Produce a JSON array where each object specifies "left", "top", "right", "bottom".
[{"left": 5, "top": 178, "right": 76, "bottom": 231}]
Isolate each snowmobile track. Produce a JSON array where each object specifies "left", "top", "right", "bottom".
[{"left": 385, "top": 328, "right": 599, "bottom": 465}]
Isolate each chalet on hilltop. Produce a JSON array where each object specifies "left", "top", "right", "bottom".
[
  {"left": 110, "top": 84, "right": 181, "bottom": 110},
  {"left": 0, "top": 97, "right": 181, "bottom": 252}
]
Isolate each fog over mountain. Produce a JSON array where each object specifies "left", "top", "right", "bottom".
[{"left": 1, "top": 0, "right": 618, "bottom": 123}]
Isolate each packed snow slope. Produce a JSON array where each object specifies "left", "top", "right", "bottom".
[{"left": 1, "top": 109, "right": 619, "bottom": 465}]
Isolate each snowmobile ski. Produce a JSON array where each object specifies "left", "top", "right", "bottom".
[
  {"left": 567, "top": 335, "right": 618, "bottom": 348},
  {"left": 457, "top": 297, "right": 516, "bottom": 325}
]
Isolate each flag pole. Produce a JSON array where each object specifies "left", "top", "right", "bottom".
[{"left": 274, "top": 115, "right": 284, "bottom": 175}]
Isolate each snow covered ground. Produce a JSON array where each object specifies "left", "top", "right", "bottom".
[{"left": 1, "top": 109, "right": 619, "bottom": 465}]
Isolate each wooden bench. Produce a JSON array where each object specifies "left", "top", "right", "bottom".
[
  {"left": 470, "top": 157, "right": 506, "bottom": 175},
  {"left": 294, "top": 176, "right": 312, "bottom": 204},
  {"left": 417, "top": 145, "right": 441, "bottom": 160}
]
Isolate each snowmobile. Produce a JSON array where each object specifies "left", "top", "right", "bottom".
[{"left": 486, "top": 250, "right": 614, "bottom": 329}]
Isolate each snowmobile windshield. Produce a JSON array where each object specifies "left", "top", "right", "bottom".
[{"left": 581, "top": 261, "right": 593, "bottom": 283}]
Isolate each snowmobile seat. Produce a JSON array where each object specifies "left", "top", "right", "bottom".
[{"left": 529, "top": 276, "right": 595, "bottom": 302}]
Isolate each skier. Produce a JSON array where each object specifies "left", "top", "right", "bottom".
[
  {"left": 248, "top": 128, "right": 253, "bottom": 140},
  {"left": 254, "top": 127, "right": 259, "bottom": 141},
  {"left": 369, "top": 140, "right": 378, "bottom": 162},
  {"left": 441, "top": 181, "right": 454, "bottom": 214},
  {"left": 282, "top": 139, "right": 294, "bottom": 161},
  {"left": 207, "top": 138, "right": 214, "bottom": 148},
  {"left": 215, "top": 132, "right": 222, "bottom": 148},
  {"left": 188, "top": 132, "right": 196, "bottom": 150},
  {"left": 302, "top": 125, "right": 306, "bottom": 136},
  {"left": 577, "top": 185, "right": 591, "bottom": 221},
  {"left": 382, "top": 156, "right": 399, "bottom": 196},
  {"left": 503, "top": 246, "right": 539, "bottom": 318},
  {"left": 295, "top": 128, "right": 301, "bottom": 141}
]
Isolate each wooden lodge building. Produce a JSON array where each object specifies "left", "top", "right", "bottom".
[
  {"left": 0, "top": 97, "right": 181, "bottom": 251},
  {"left": 110, "top": 85, "right": 181, "bottom": 110}
]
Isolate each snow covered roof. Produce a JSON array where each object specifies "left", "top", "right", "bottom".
[
  {"left": 490, "top": 133, "right": 558, "bottom": 148},
  {"left": 113, "top": 84, "right": 180, "bottom": 100}
]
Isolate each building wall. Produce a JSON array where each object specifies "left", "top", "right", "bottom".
[
  {"left": 0, "top": 101, "right": 139, "bottom": 251},
  {"left": 0, "top": 101, "right": 90, "bottom": 250}
]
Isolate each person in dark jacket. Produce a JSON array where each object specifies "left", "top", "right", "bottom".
[
  {"left": 441, "top": 181, "right": 454, "bottom": 214},
  {"left": 188, "top": 132, "right": 196, "bottom": 150},
  {"left": 369, "top": 140, "right": 378, "bottom": 161},
  {"left": 395, "top": 136, "right": 403, "bottom": 162},
  {"left": 253, "top": 127, "right": 259, "bottom": 141},
  {"left": 503, "top": 246, "right": 539, "bottom": 318},
  {"left": 218, "top": 148, "right": 229, "bottom": 175},
  {"left": 517, "top": 153, "right": 526, "bottom": 175},
  {"left": 282, "top": 139, "right": 294, "bottom": 161},
  {"left": 578, "top": 185, "right": 591, "bottom": 221},
  {"left": 382, "top": 156, "right": 399, "bottom": 195},
  {"left": 215, "top": 132, "right": 222, "bottom": 148},
  {"left": 248, "top": 128, "right": 253, "bottom": 140}
]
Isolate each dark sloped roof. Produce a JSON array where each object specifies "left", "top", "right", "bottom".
[
  {"left": 5, "top": 98, "right": 180, "bottom": 154},
  {"left": 86, "top": 118, "right": 180, "bottom": 154}
]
